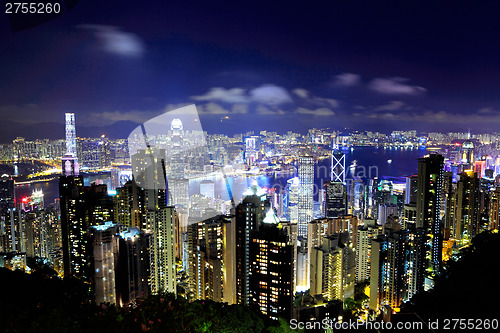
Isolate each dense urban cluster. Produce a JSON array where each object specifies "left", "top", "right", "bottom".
[{"left": 1, "top": 113, "right": 499, "bottom": 331}]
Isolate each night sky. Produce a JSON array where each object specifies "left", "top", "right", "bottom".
[{"left": 2, "top": 0, "right": 500, "bottom": 139}]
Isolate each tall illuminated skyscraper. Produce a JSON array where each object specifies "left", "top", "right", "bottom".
[
  {"left": 149, "top": 206, "right": 176, "bottom": 295},
  {"left": 455, "top": 171, "right": 480, "bottom": 239},
  {"left": 235, "top": 184, "right": 269, "bottom": 306},
  {"left": 62, "top": 113, "right": 79, "bottom": 176},
  {"left": 331, "top": 147, "right": 345, "bottom": 183},
  {"left": 170, "top": 118, "right": 185, "bottom": 180},
  {"left": 298, "top": 156, "right": 314, "bottom": 238},
  {"left": 286, "top": 177, "right": 299, "bottom": 224},
  {"left": 65, "top": 113, "right": 77, "bottom": 156},
  {"left": 416, "top": 154, "right": 444, "bottom": 274},
  {"left": 169, "top": 119, "right": 188, "bottom": 208},
  {"left": 244, "top": 137, "right": 257, "bottom": 165}
]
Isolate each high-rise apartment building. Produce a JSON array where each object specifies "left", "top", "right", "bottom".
[
  {"left": 356, "top": 220, "right": 382, "bottom": 282},
  {"left": 149, "top": 206, "right": 176, "bottom": 295},
  {"left": 310, "top": 232, "right": 354, "bottom": 302},
  {"left": 188, "top": 215, "right": 229, "bottom": 302}
]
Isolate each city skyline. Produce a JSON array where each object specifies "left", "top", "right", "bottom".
[{"left": 2, "top": 1, "right": 500, "bottom": 331}]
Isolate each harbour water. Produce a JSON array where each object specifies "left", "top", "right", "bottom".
[{"left": 4, "top": 146, "right": 431, "bottom": 207}]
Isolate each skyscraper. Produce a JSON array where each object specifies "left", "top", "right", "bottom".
[
  {"left": 356, "top": 219, "right": 382, "bottom": 282},
  {"left": 65, "top": 113, "right": 77, "bottom": 156},
  {"left": 149, "top": 206, "right": 176, "bottom": 295},
  {"left": 324, "top": 181, "right": 347, "bottom": 218},
  {"left": 234, "top": 184, "right": 269, "bottom": 306},
  {"left": 331, "top": 148, "right": 345, "bottom": 183},
  {"left": 188, "top": 215, "right": 230, "bottom": 302},
  {"left": 169, "top": 119, "right": 189, "bottom": 208},
  {"left": 89, "top": 222, "right": 121, "bottom": 305},
  {"left": 0, "top": 175, "right": 18, "bottom": 253},
  {"left": 454, "top": 171, "right": 480, "bottom": 239},
  {"left": 60, "top": 180, "right": 114, "bottom": 278},
  {"left": 404, "top": 175, "right": 418, "bottom": 205},
  {"left": 249, "top": 209, "right": 294, "bottom": 320},
  {"left": 416, "top": 154, "right": 444, "bottom": 274},
  {"left": 298, "top": 156, "right": 314, "bottom": 238},
  {"left": 62, "top": 113, "right": 79, "bottom": 177},
  {"left": 116, "top": 227, "right": 151, "bottom": 306},
  {"left": 310, "top": 232, "right": 354, "bottom": 302}
]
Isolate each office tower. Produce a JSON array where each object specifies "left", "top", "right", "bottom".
[
  {"left": 377, "top": 203, "right": 398, "bottom": 225},
  {"left": 244, "top": 136, "right": 257, "bottom": 165},
  {"left": 364, "top": 179, "right": 377, "bottom": 219},
  {"left": 188, "top": 215, "right": 230, "bottom": 302},
  {"left": 65, "top": 113, "right": 77, "bottom": 156},
  {"left": 115, "top": 180, "right": 146, "bottom": 228},
  {"left": 348, "top": 179, "right": 364, "bottom": 217},
  {"left": 331, "top": 149, "right": 345, "bottom": 183},
  {"left": 249, "top": 210, "right": 294, "bottom": 320},
  {"left": 461, "top": 139, "right": 474, "bottom": 165},
  {"left": 199, "top": 180, "right": 215, "bottom": 199},
  {"left": 298, "top": 156, "right": 314, "bottom": 238},
  {"left": 116, "top": 227, "right": 151, "bottom": 306},
  {"left": 416, "top": 154, "right": 444, "bottom": 274},
  {"left": 310, "top": 232, "right": 354, "bottom": 302},
  {"left": 149, "top": 206, "right": 176, "bottom": 295},
  {"left": 62, "top": 113, "right": 79, "bottom": 177},
  {"left": 234, "top": 184, "right": 269, "bottom": 306},
  {"left": 170, "top": 118, "right": 185, "bottom": 179},
  {"left": 356, "top": 220, "right": 383, "bottom": 282},
  {"left": 324, "top": 181, "right": 347, "bottom": 218},
  {"left": 89, "top": 222, "right": 121, "bottom": 304},
  {"left": 59, "top": 174, "right": 86, "bottom": 277},
  {"left": 404, "top": 175, "right": 418, "bottom": 205},
  {"left": 169, "top": 119, "right": 189, "bottom": 208},
  {"left": 286, "top": 177, "right": 299, "bottom": 224},
  {"left": 455, "top": 171, "right": 480, "bottom": 240},
  {"left": 375, "top": 180, "right": 396, "bottom": 206}
]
